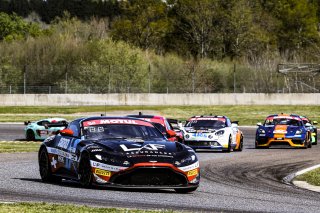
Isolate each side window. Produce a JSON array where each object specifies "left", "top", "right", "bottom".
[
  {"left": 226, "top": 119, "right": 231, "bottom": 127},
  {"left": 68, "top": 122, "right": 80, "bottom": 137},
  {"left": 37, "top": 120, "right": 49, "bottom": 126}
]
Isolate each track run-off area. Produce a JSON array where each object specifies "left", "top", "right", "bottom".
[{"left": 0, "top": 124, "right": 320, "bottom": 212}]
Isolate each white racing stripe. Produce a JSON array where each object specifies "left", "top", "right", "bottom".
[{"left": 178, "top": 161, "right": 199, "bottom": 172}]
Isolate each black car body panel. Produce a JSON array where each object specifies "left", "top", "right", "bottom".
[{"left": 39, "top": 117, "right": 200, "bottom": 192}]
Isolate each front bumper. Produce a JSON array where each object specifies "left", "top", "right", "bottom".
[
  {"left": 183, "top": 140, "right": 236, "bottom": 150},
  {"left": 256, "top": 137, "right": 305, "bottom": 147},
  {"left": 91, "top": 162, "right": 200, "bottom": 189}
]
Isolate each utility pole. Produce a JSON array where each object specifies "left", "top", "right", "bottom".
[
  {"left": 233, "top": 63, "right": 236, "bottom": 93},
  {"left": 23, "top": 65, "right": 26, "bottom": 94},
  {"left": 148, "top": 64, "right": 151, "bottom": 93},
  {"left": 65, "top": 65, "right": 68, "bottom": 94}
]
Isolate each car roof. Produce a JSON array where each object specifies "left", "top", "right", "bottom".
[
  {"left": 266, "top": 114, "right": 302, "bottom": 120},
  {"left": 188, "top": 115, "right": 228, "bottom": 120},
  {"left": 127, "top": 114, "right": 165, "bottom": 120}
]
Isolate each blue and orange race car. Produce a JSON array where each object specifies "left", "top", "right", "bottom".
[{"left": 256, "top": 114, "right": 312, "bottom": 148}]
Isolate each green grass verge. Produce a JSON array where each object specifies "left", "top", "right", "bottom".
[
  {"left": 0, "top": 202, "right": 173, "bottom": 213},
  {"left": 295, "top": 168, "right": 320, "bottom": 186},
  {"left": 0, "top": 105, "right": 319, "bottom": 125},
  {"left": 0, "top": 142, "right": 41, "bottom": 153}
]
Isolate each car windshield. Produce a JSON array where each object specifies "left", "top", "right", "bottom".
[
  {"left": 83, "top": 124, "right": 165, "bottom": 140},
  {"left": 185, "top": 120, "right": 226, "bottom": 129},
  {"left": 264, "top": 118, "right": 301, "bottom": 126},
  {"left": 152, "top": 122, "right": 166, "bottom": 134}
]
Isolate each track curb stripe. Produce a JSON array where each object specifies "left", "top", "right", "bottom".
[{"left": 283, "top": 164, "right": 320, "bottom": 193}]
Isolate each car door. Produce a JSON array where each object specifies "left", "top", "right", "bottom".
[{"left": 54, "top": 121, "right": 81, "bottom": 177}]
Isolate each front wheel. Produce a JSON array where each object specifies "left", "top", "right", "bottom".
[
  {"left": 38, "top": 147, "right": 61, "bottom": 183},
  {"left": 79, "top": 152, "right": 93, "bottom": 187},
  {"left": 307, "top": 137, "right": 312, "bottom": 148},
  {"left": 223, "top": 135, "right": 232, "bottom": 153}
]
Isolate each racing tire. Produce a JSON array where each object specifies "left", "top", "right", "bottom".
[
  {"left": 223, "top": 135, "right": 232, "bottom": 153},
  {"left": 26, "top": 130, "right": 35, "bottom": 141},
  {"left": 307, "top": 137, "right": 312, "bottom": 148},
  {"left": 174, "top": 187, "right": 197, "bottom": 193},
  {"left": 38, "top": 147, "right": 62, "bottom": 183},
  {"left": 79, "top": 152, "right": 93, "bottom": 188}
]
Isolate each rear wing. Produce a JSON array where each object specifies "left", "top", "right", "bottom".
[
  {"left": 24, "top": 121, "right": 32, "bottom": 125},
  {"left": 45, "top": 121, "right": 69, "bottom": 128}
]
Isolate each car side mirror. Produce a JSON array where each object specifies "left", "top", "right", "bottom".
[
  {"left": 167, "top": 130, "right": 176, "bottom": 138},
  {"left": 313, "top": 121, "right": 318, "bottom": 125},
  {"left": 257, "top": 122, "right": 262, "bottom": 126},
  {"left": 305, "top": 123, "right": 312, "bottom": 127},
  {"left": 59, "top": 129, "right": 74, "bottom": 137}
]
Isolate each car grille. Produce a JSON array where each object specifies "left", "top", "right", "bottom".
[
  {"left": 184, "top": 141, "right": 218, "bottom": 146},
  {"left": 257, "top": 138, "right": 268, "bottom": 144},
  {"left": 111, "top": 167, "right": 188, "bottom": 186},
  {"left": 292, "top": 139, "right": 303, "bottom": 145}
]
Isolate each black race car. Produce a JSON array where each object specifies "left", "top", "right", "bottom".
[{"left": 38, "top": 116, "right": 200, "bottom": 193}]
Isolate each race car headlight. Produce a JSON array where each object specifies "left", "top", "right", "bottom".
[
  {"left": 258, "top": 129, "right": 265, "bottom": 134},
  {"left": 215, "top": 130, "right": 225, "bottom": 137},
  {"left": 175, "top": 154, "right": 196, "bottom": 166},
  {"left": 95, "top": 154, "right": 130, "bottom": 166},
  {"left": 295, "top": 130, "right": 302, "bottom": 135},
  {"left": 95, "top": 154, "right": 102, "bottom": 161}
]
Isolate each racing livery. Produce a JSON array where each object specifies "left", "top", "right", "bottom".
[
  {"left": 300, "top": 116, "right": 317, "bottom": 145},
  {"left": 24, "top": 118, "right": 68, "bottom": 141},
  {"left": 38, "top": 116, "right": 200, "bottom": 193},
  {"left": 181, "top": 116, "right": 243, "bottom": 152},
  {"left": 127, "top": 113, "right": 178, "bottom": 142},
  {"left": 256, "top": 114, "right": 312, "bottom": 148}
]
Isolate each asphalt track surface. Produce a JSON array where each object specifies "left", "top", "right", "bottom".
[{"left": 1, "top": 124, "right": 320, "bottom": 212}]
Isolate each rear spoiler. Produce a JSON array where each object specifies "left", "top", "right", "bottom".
[
  {"left": 24, "top": 121, "right": 32, "bottom": 125},
  {"left": 45, "top": 121, "right": 69, "bottom": 128},
  {"left": 167, "top": 118, "right": 178, "bottom": 124}
]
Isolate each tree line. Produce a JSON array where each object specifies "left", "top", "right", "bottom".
[{"left": 0, "top": 0, "right": 319, "bottom": 93}]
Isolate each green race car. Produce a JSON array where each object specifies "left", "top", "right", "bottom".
[
  {"left": 300, "top": 116, "right": 318, "bottom": 145},
  {"left": 24, "top": 118, "right": 68, "bottom": 141}
]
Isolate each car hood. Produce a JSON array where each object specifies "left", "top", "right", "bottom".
[
  {"left": 90, "top": 139, "right": 194, "bottom": 165},
  {"left": 183, "top": 127, "right": 218, "bottom": 133},
  {"left": 261, "top": 125, "right": 303, "bottom": 136}
]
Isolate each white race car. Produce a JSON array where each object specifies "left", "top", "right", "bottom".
[{"left": 181, "top": 116, "right": 243, "bottom": 152}]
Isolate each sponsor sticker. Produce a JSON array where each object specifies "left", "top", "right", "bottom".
[
  {"left": 120, "top": 144, "right": 166, "bottom": 152},
  {"left": 83, "top": 119, "right": 153, "bottom": 127},
  {"left": 47, "top": 147, "right": 78, "bottom": 161},
  {"left": 190, "top": 117, "right": 225, "bottom": 121},
  {"left": 94, "top": 168, "right": 111, "bottom": 177},
  {"left": 187, "top": 169, "right": 198, "bottom": 177},
  {"left": 57, "top": 138, "right": 70, "bottom": 149},
  {"left": 90, "top": 160, "right": 128, "bottom": 172}
]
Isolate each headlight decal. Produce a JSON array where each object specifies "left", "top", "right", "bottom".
[
  {"left": 90, "top": 160, "right": 129, "bottom": 172},
  {"left": 178, "top": 161, "right": 199, "bottom": 172},
  {"left": 215, "top": 130, "right": 225, "bottom": 137}
]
